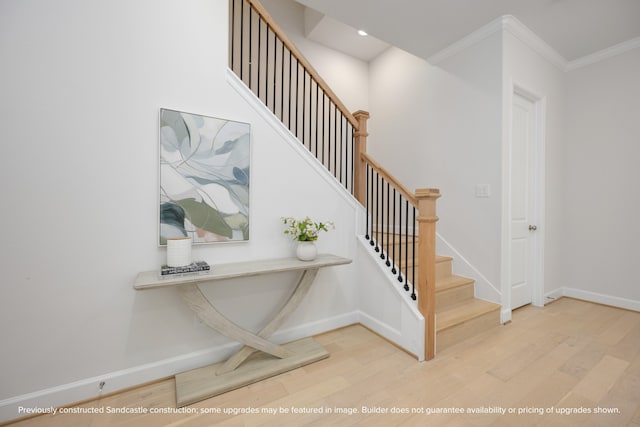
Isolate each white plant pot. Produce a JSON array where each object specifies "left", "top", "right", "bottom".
[{"left": 296, "top": 241, "right": 317, "bottom": 261}]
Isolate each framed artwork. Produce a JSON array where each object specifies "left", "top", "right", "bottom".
[{"left": 159, "top": 108, "right": 250, "bottom": 245}]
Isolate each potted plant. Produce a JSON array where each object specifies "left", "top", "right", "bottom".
[{"left": 281, "top": 216, "right": 334, "bottom": 261}]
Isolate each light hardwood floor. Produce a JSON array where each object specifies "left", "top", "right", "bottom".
[{"left": 5, "top": 298, "right": 640, "bottom": 426}]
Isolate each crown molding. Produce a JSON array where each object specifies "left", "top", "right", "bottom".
[
  {"left": 428, "top": 15, "right": 569, "bottom": 71},
  {"left": 427, "top": 16, "right": 504, "bottom": 65},
  {"left": 566, "top": 36, "right": 640, "bottom": 71},
  {"left": 501, "top": 15, "right": 568, "bottom": 71},
  {"left": 425, "top": 14, "right": 638, "bottom": 73}
]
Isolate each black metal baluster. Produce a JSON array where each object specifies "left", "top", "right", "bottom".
[
  {"left": 297, "top": 62, "right": 301, "bottom": 138},
  {"left": 240, "top": 0, "right": 245, "bottom": 81},
  {"left": 386, "top": 182, "right": 391, "bottom": 266},
  {"left": 391, "top": 189, "right": 397, "bottom": 275},
  {"left": 369, "top": 167, "right": 375, "bottom": 247},
  {"left": 411, "top": 207, "right": 417, "bottom": 300},
  {"left": 257, "top": 17, "right": 261, "bottom": 99},
  {"left": 365, "top": 164, "right": 370, "bottom": 241},
  {"left": 344, "top": 117, "right": 348, "bottom": 189},
  {"left": 404, "top": 200, "right": 410, "bottom": 291},
  {"left": 272, "top": 26, "right": 276, "bottom": 113},
  {"left": 315, "top": 83, "right": 319, "bottom": 158},
  {"left": 336, "top": 112, "right": 340, "bottom": 183},
  {"left": 265, "top": 23, "right": 270, "bottom": 106},
  {"left": 249, "top": 6, "right": 253, "bottom": 90},
  {"left": 309, "top": 77, "right": 313, "bottom": 152},
  {"left": 380, "top": 177, "right": 385, "bottom": 260},
  {"left": 321, "top": 92, "right": 325, "bottom": 166},
  {"left": 339, "top": 115, "right": 343, "bottom": 185},
  {"left": 288, "top": 51, "right": 292, "bottom": 129},
  {"left": 328, "top": 103, "right": 332, "bottom": 174},
  {"left": 333, "top": 104, "right": 337, "bottom": 178},
  {"left": 398, "top": 197, "right": 403, "bottom": 283},
  {"left": 280, "top": 41, "right": 284, "bottom": 121},
  {"left": 375, "top": 172, "right": 380, "bottom": 253},
  {"left": 231, "top": 0, "right": 235, "bottom": 72},
  {"left": 351, "top": 125, "right": 354, "bottom": 192},
  {"left": 307, "top": 74, "right": 311, "bottom": 150},
  {"left": 302, "top": 71, "right": 306, "bottom": 147}
]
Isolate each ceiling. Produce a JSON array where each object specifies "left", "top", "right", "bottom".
[{"left": 295, "top": 0, "right": 640, "bottom": 64}]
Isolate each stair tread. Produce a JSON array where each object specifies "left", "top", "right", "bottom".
[
  {"left": 436, "top": 255, "right": 453, "bottom": 264},
  {"left": 399, "top": 255, "right": 451, "bottom": 268},
  {"left": 436, "top": 274, "right": 475, "bottom": 292},
  {"left": 436, "top": 299, "right": 500, "bottom": 332}
]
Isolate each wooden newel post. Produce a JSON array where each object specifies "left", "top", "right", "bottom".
[
  {"left": 353, "top": 110, "right": 370, "bottom": 205},
  {"left": 415, "top": 188, "right": 441, "bottom": 361}
]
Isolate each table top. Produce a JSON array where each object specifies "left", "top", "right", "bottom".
[{"left": 133, "top": 254, "right": 352, "bottom": 290}]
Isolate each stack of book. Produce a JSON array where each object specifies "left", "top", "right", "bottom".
[{"left": 160, "top": 261, "right": 211, "bottom": 276}]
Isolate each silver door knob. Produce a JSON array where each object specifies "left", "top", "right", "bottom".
[{"left": 529, "top": 225, "right": 537, "bottom": 231}]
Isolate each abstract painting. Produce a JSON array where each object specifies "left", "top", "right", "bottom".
[{"left": 159, "top": 109, "right": 250, "bottom": 244}]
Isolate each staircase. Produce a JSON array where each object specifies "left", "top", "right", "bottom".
[
  {"left": 379, "top": 231, "right": 501, "bottom": 352},
  {"left": 229, "top": 0, "right": 501, "bottom": 359}
]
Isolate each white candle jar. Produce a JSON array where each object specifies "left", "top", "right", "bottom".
[{"left": 166, "top": 237, "right": 192, "bottom": 267}]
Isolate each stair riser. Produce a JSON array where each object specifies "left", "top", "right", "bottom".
[
  {"left": 436, "top": 283, "right": 475, "bottom": 311},
  {"left": 436, "top": 309, "right": 501, "bottom": 352},
  {"left": 436, "top": 259, "right": 452, "bottom": 280},
  {"left": 383, "top": 260, "right": 452, "bottom": 283},
  {"left": 374, "top": 263, "right": 453, "bottom": 294},
  {"left": 371, "top": 235, "right": 452, "bottom": 278}
]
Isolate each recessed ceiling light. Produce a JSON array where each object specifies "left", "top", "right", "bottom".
[{"left": 357, "top": 30, "right": 368, "bottom": 36}]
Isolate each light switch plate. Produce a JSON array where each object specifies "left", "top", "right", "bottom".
[{"left": 475, "top": 184, "right": 490, "bottom": 198}]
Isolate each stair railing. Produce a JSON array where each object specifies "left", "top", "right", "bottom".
[
  {"left": 361, "top": 153, "right": 440, "bottom": 360},
  {"left": 229, "top": 0, "right": 440, "bottom": 360},
  {"left": 229, "top": 0, "right": 359, "bottom": 194}
]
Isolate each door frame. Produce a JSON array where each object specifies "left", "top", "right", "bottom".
[{"left": 500, "top": 81, "right": 546, "bottom": 323}]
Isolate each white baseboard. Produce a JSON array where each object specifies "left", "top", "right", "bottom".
[
  {"left": 357, "top": 310, "right": 423, "bottom": 361},
  {"left": 357, "top": 311, "right": 402, "bottom": 347},
  {"left": 557, "top": 287, "right": 640, "bottom": 312},
  {"left": 0, "top": 312, "right": 358, "bottom": 423},
  {"left": 544, "top": 288, "right": 564, "bottom": 305}
]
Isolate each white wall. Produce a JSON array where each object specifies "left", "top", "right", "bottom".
[
  {"left": 367, "top": 23, "right": 638, "bottom": 313},
  {"left": 564, "top": 48, "right": 640, "bottom": 308},
  {"left": 368, "top": 33, "right": 504, "bottom": 299},
  {"left": 261, "top": 0, "right": 369, "bottom": 113},
  {"left": 0, "top": 0, "right": 361, "bottom": 419}
]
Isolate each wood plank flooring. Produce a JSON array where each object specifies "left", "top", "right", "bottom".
[{"left": 5, "top": 298, "right": 640, "bottom": 426}]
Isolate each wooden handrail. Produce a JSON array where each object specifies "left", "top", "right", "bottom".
[
  {"left": 245, "top": 0, "right": 358, "bottom": 129},
  {"left": 361, "top": 152, "right": 418, "bottom": 206}
]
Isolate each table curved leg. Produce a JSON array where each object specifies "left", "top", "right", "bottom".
[
  {"left": 216, "top": 268, "right": 320, "bottom": 375},
  {"left": 178, "top": 283, "right": 291, "bottom": 359}
]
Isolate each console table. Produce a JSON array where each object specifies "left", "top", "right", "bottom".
[{"left": 133, "top": 254, "right": 351, "bottom": 406}]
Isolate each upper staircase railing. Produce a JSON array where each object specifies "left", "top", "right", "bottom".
[
  {"left": 228, "top": 0, "right": 440, "bottom": 360},
  {"left": 229, "top": 0, "right": 358, "bottom": 194}
]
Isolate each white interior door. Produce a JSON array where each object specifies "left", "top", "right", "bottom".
[{"left": 510, "top": 93, "right": 538, "bottom": 309}]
